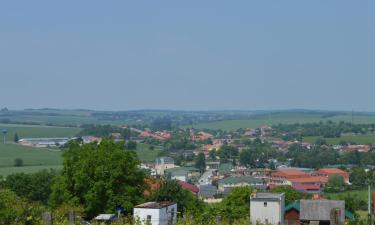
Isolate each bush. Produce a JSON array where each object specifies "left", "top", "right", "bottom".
[{"left": 14, "top": 158, "right": 23, "bottom": 167}]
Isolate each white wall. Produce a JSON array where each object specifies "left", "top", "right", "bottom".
[
  {"left": 250, "top": 200, "right": 284, "bottom": 225},
  {"left": 134, "top": 204, "right": 177, "bottom": 225}
]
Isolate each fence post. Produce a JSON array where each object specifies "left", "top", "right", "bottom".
[
  {"left": 69, "top": 209, "right": 75, "bottom": 225},
  {"left": 42, "top": 212, "right": 53, "bottom": 225}
]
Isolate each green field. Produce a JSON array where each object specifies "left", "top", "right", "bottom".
[
  {"left": 0, "top": 123, "right": 81, "bottom": 142},
  {"left": 0, "top": 124, "right": 78, "bottom": 176},
  {"left": 304, "top": 134, "right": 375, "bottom": 145},
  {"left": 135, "top": 143, "right": 162, "bottom": 162},
  {"left": 0, "top": 142, "right": 63, "bottom": 176},
  {"left": 187, "top": 114, "right": 375, "bottom": 131}
]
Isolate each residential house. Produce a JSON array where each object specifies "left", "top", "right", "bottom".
[
  {"left": 284, "top": 200, "right": 354, "bottom": 225},
  {"left": 155, "top": 157, "right": 176, "bottom": 175},
  {"left": 300, "top": 199, "right": 346, "bottom": 225},
  {"left": 133, "top": 202, "right": 177, "bottom": 225},
  {"left": 198, "top": 185, "right": 218, "bottom": 203},
  {"left": 164, "top": 167, "right": 200, "bottom": 183},
  {"left": 218, "top": 163, "right": 234, "bottom": 176},
  {"left": 268, "top": 170, "right": 311, "bottom": 186},
  {"left": 217, "top": 176, "right": 266, "bottom": 193},
  {"left": 250, "top": 192, "right": 285, "bottom": 225},
  {"left": 313, "top": 168, "right": 350, "bottom": 184}
]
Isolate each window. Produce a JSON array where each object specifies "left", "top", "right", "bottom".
[
  {"left": 264, "top": 202, "right": 267, "bottom": 207},
  {"left": 147, "top": 215, "right": 152, "bottom": 222}
]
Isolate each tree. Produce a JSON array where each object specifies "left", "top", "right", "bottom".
[
  {"left": 14, "top": 132, "right": 19, "bottom": 143},
  {"left": 14, "top": 158, "right": 23, "bottom": 167},
  {"left": 0, "top": 189, "right": 44, "bottom": 225},
  {"left": 209, "top": 149, "right": 216, "bottom": 161},
  {"left": 49, "top": 140, "right": 146, "bottom": 218},
  {"left": 218, "top": 187, "right": 253, "bottom": 221},
  {"left": 126, "top": 141, "right": 137, "bottom": 150},
  {"left": 4, "top": 170, "right": 56, "bottom": 204},
  {"left": 195, "top": 153, "right": 206, "bottom": 173},
  {"left": 350, "top": 167, "right": 368, "bottom": 188},
  {"left": 325, "top": 175, "right": 345, "bottom": 193},
  {"left": 149, "top": 177, "right": 204, "bottom": 214},
  {"left": 217, "top": 145, "right": 238, "bottom": 163},
  {"left": 271, "top": 186, "right": 307, "bottom": 205}
]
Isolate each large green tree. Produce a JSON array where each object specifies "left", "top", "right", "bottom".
[{"left": 49, "top": 140, "right": 146, "bottom": 218}]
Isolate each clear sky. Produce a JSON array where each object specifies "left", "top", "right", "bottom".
[{"left": 0, "top": 1, "right": 374, "bottom": 111}]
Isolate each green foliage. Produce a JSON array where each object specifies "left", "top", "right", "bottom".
[
  {"left": 350, "top": 168, "right": 368, "bottom": 188},
  {"left": 3, "top": 170, "right": 56, "bottom": 204},
  {"left": 14, "top": 132, "right": 19, "bottom": 143},
  {"left": 126, "top": 141, "right": 137, "bottom": 150},
  {"left": 325, "top": 175, "right": 345, "bottom": 193},
  {"left": 49, "top": 140, "right": 146, "bottom": 218},
  {"left": 0, "top": 188, "right": 44, "bottom": 225},
  {"left": 217, "top": 145, "right": 238, "bottom": 163},
  {"left": 149, "top": 177, "right": 204, "bottom": 214},
  {"left": 270, "top": 186, "right": 307, "bottom": 205},
  {"left": 13, "top": 158, "right": 23, "bottom": 167},
  {"left": 195, "top": 153, "right": 206, "bottom": 173}
]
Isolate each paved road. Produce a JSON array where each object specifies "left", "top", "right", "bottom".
[{"left": 198, "top": 169, "right": 215, "bottom": 185}]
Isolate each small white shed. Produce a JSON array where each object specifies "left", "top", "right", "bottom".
[{"left": 133, "top": 201, "right": 177, "bottom": 225}]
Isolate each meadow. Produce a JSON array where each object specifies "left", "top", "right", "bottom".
[
  {"left": 304, "top": 134, "right": 375, "bottom": 145},
  {"left": 187, "top": 113, "right": 375, "bottom": 131},
  {"left": 0, "top": 123, "right": 81, "bottom": 142},
  {"left": 0, "top": 124, "right": 80, "bottom": 176},
  {"left": 134, "top": 143, "right": 162, "bottom": 162}
]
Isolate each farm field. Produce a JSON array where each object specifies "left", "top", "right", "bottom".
[
  {"left": 0, "top": 123, "right": 81, "bottom": 142},
  {"left": 0, "top": 142, "right": 63, "bottom": 176},
  {"left": 134, "top": 143, "right": 162, "bottom": 162},
  {"left": 304, "top": 134, "right": 375, "bottom": 145},
  {"left": 187, "top": 114, "right": 375, "bottom": 131},
  {"left": 0, "top": 165, "right": 63, "bottom": 177}
]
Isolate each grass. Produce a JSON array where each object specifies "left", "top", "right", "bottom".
[
  {"left": 135, "top": 143, "right": 162, "bottom": 162},
  {"left": 0, "top": 142, "right": 63, "bottom": 176},
  {"left": 0, "top": 165, "right": 63, "bottom": 177},
  {"left": 187, "top": 114, "right": 375, "bottom": 131},
  {"left": 304, "top": 134, "right": 375, "bottom": 145},
  {"left": 0, "top": 124, "right": 77, "bottom": 176},
  {"left": 0, "top": 123, "right": 81, "bottom": 142}
]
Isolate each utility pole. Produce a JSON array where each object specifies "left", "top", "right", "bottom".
[
  {"left": 368, "top": 184, "right": 372, "bottom": 225},
  {"left": 2, "top": 129, "right": 7, "bottom": 144}
]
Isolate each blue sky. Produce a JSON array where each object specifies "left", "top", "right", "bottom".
[{"left": 0, "top": 1, "right": 374, "bottom": 111}]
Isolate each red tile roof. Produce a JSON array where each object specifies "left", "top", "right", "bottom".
[{"left": 177, "top": 180, "right": 199, "bottom": 194}]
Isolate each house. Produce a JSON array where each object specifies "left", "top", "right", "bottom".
[
  {"left": 155, "top": 157, "right": 176, "bottom": 175},
  {"left": 250, "top": 192, "right": 285, "bottom": 225},
  {"left": 198, "top": 185, "right": 218, "bottom": 203},
  {"left": 269, "top": 170, "right": 310, "bottom": 186},
  {"left": 313, "top": 168, "right": 350, "bottom": 184},
  {"left": 218, "top": 176, "right": 266, "bottom": 193},
  {"left": 284, "top": 200, "right": 352, "bottom": 225},
  {"left": 164, "top": 167, "right": 200, "bottom": 182},
  {"left": 177, "top": 180, "right": 199, "bottom": 194},
  {"left": 133, "top": 201, "right": 177, "bottom": 225},
  {"left": 218, "top": 163, "right": 234, "bottom": 176},
  {"left": 343, "top": 144, "right": 371, "bottom": 153}
]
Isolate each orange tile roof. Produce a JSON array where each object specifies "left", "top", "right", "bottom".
[
  {"left": 272, "top": 170, "right": 308, "bottom": 176},
  {"left": 289, "top": 176, "right": 329, "bottom": 184}
]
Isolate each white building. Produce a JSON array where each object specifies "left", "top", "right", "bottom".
[
  {"left": 155, "top": 157, "right": 176, "bottom": 175},
  {"left": 133, "top": 201, "right": 177, "bottom": 225},
  {"left": 250, "top": 192, "right": 285, "bottom": 225}
]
